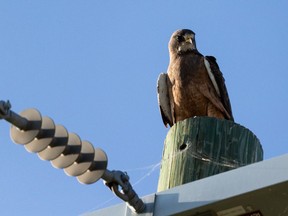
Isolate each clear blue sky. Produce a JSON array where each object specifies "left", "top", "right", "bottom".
[{"left": 0, "top": 1, "right": 287, "bottom": 215}]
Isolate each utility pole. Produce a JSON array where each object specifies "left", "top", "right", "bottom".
[{"left": 157, "top": 117, "right": 263, "bottom": 191}]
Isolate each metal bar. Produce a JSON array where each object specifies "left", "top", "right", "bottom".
[
  {"left": 4, "top": 110, "right": 30, "bottom": 130},
  {"left": 0, "top": 100, "right": 29, "bottom": 130},
  {"left": 101, "top": 170, "right": 114, "bottom": 182}
]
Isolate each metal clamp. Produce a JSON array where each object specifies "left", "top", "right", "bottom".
[{"left": 102, "top": 170, "right": 145, "bottom": 213}]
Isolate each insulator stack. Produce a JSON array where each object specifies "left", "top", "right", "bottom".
[{"left": 10, "top": 108, "right": 108, "bottom": 185}]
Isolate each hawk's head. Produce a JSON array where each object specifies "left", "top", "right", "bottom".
[{"left": 169, "top": 29, "right": 197, "bottom": 56}]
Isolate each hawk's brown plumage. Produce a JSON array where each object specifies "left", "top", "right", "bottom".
[{"left": 157, "top": 29, "right": 233, "bottom": 127}]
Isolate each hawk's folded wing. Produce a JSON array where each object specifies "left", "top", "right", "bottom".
[{"left": 205, "top": 56, "right": 234, "bottom": 121}]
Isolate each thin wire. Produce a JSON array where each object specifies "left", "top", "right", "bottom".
[
  {"left": 80, "top": 162, "right": 162, "bottom": 215},
  {"left": 131, "top": 161, "right": 161, "bottom": 187},
  {"left": 124, "top": 163, "right": 161, "bottom": 172},
  {"left": 115, "top": 140, "right": 245, "bottom": 191},
  {"left": 161, "top": 141, "right": 243, "bottom": 169},
  {"left": 79, "top": 196, "right": 116, "bottom": 216}
]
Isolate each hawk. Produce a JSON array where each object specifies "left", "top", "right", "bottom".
[{"left": 157, "top": 29, "right": 233, "bottom": 127}]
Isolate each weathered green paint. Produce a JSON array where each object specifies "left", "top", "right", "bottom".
[{"left": 157, "top": 117, "right": 263, "bottom": 192}]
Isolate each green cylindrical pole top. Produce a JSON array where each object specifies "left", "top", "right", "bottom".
[{"left": 157, "top": 117, "right": 263, "bottom": 192}]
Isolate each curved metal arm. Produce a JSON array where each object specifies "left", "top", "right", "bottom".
[{"left": 102, "top": 170, "right": 145, "bottom": 213}]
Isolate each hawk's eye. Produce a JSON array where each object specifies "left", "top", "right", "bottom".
[{"left": 176, "top": 35, "right": 184, "bottom": 42}]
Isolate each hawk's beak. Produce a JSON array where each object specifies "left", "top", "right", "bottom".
[
  {"left": 178, "top": 34, "right": 196, "bottom": 53},
  {"left": 184, "top": 34, "right": 193, "bottom": 44},
  {"left": 185, "top": 37, "right": 193, "bottom": 44}
]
